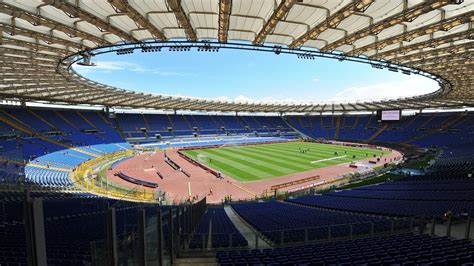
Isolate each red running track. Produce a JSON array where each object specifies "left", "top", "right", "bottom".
[{"left": 107, "top": 147, "right": 402, "bottom": 204}]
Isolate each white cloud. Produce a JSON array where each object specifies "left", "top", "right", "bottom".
[
  {"left": 74, "top": 60, "right": 193, "bottom": 76},
  {"left": 74, "top": 61, "right": 145, "bottom": 72},
  {"left": 312, "top": 78, "right": 319, "bottom": 82},
  {"left": 212, "top": 95, "right": 299, "bottom": 104},
  {"left": 332, "top": 75, "right": 438, "bottom": 102},
  {"left": 209, "top": 76, "right": 438, "bottom": 105},
  {"left": 151, "top": 70, "right": 194, "bottom": 77}
]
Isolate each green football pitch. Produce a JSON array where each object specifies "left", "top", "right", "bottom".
[{"left": 181, "top": 141, "right": 388, "bottom": 182}]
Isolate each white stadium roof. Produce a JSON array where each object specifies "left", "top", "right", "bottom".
[{"left": 0, "top": 0, "right": 472, "bottom": 113}]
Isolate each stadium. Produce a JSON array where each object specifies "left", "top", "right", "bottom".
[{"left": 0, "top": 0, "right": 473, "bottom": 265}]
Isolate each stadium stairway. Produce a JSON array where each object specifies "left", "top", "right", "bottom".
[
  {"left": 27, "top": 109, "right": 58, "bottom": 130},
  {"left": 364, "top": 115, "right": 373, "bottom": 128},
  {"left": 352, "top": 115, "right": 359, "bottom": 128},
  {"left": 405, "top": 113, "right": 467, "bottom": 145},
  {"left": 404, "top": 113, "right": 420, "bottom": 128},
  {"left": 166, "top": 114, "right": 176, "bottom": 131},
  {"left": 367, "top": 123, "right": 389, "bottom": 142},
  {"left": 334, "top": 116, "right": 341, "bottom": 140},
  {"left": 75, "top": 111, "right": 97, "bottom": 129},
  {"left": 54, "top": 110, "right": 79, "bottom": 130},
  {"left": 0, "top": 112, "right": 98, "bottom": 158},
  {"left": 418, "top": 112, "right": 438, "bottom": 128},
  {"left": 0, "top": 110, "right": 34, "bottom": 136},
  {"left": 182, "top": 115, "right": 194, "bottom": 130},
  {"left": 141, "top": 113, "right": 151, "bottom": 131},
  {"left": 297, "top": 116, "right": 305, "bottom": 128},
  {"left": 282, "top": 118, "right": 310, "bottom": 138},
  {"left": 223, "top": 206, "right": 272, "bottom": 249}
]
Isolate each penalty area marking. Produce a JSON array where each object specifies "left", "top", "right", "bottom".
[{"left": 311, "top": 155, "right": 347, "bottom": 164}]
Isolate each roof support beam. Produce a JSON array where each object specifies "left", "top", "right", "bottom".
[
  {"left": 394, "top": 42, "right": 473, "bottom": 62},
  {"left": 254, "top": 0, "right": 297, "bottom": 45},
  {"left": 0, "top": 3, "right": 108, "bottom": 45},
  {"left": 0, "top": 61, "right": 56, "bottom": 69},
  {"left": 0, "top": 38, "right": 68, "bottom": 56},
  {"left": 0, "top": 23, "right": 84, "bottom": 50},
  {"left": 1, "top": 47, "right": 60, "bottom": 60},
  {"left": 218, "top": 0, "right": 232, "bottom": 43},
  {"left": 0, "top": 36, "right": 69, "bottom": 55},
  {"left": 129, "top": 96, "right": 168, "bottom": 107},
  {"left": 374, "top": 29, "right": 473, "bottom": 60},
  {"left": 321, "top": 0, "right": 459, "bottom": 52},
  {"left": 79, "top": 91, "right": 120, "bottom": 102},
  {"left": 42, "top": 0, "right": 136, "bottom": 42},
  {"left": 107, "top": 0, "right": 166, "bottom": 40},
  {"left": 167, "top": 0, "right": 197, "bottom": 41},
  {"left": 289, "top": 0, "right": 375, "bottom": 48},
  {"left": 60, "top": 89, "right": 116, "bottom": 101},
  {"left": 347, "top": 11, "right": 474, "bottom": 56},
  {"left": 407, "top": 55, "right": 473, "bottom": 67}
]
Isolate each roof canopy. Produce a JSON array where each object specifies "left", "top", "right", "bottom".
[{"left": 0, "top": 0, "right": 472, "bottom": 113}]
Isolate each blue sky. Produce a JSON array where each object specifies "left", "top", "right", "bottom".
[{"left": 74, "top": 48, "right": 438, "bottom": 104}]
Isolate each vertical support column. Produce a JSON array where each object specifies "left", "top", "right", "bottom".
[
  {"left": 187, "top": 205, "right": 192, "bottom": 239},
  {"left": 177, "top": 206, "right": 181, "bottom": 257},
  {"left": 24, "top": 192, "right": 47, "bottom": 266},
  {"left": 182, "top": 206, "right": 187, "bottom": 241},
  {"left": 190, "top": 204, "right": 195, "bottom": 232},
  {"left": 137, "top": 209, "right": 147, "bottom": 266},
  {"left": 465, "top": 217, "right": 471, "bottom": 240},
  {"left": 430, "top": 217, "right": 436, "bottom": 236},
  {"left": 106, "top": 205, "right": 117, "bottom": 266},
  {"left": 446, "top": 215, "right": 452, "bottom": 237},
  {"left": 255, "top": 232, "right": 259, "bottom": 249},
  {"left": 419, "top": 217, "right": 425, "bottom": 235},
  {"left": 169, "top": 208, "right": 174, "bottom": 265},
  {"left": 157, "top": 209, "right": 163, "bottom": 266}
]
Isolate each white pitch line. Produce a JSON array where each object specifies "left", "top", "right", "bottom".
[
  {"left": 310, "top": 155, "right": 347, "bottom": 164},
  {"left": 144, "top": 168, "right": 155, "bottom": 172}
]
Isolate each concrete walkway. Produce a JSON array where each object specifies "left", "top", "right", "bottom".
[{"left": 224, "top": 205, "right": 272, "bottom": 249}]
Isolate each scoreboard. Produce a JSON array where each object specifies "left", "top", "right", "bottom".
[{"left": 376, "top": 110, "right": 401, "bottom": 122}]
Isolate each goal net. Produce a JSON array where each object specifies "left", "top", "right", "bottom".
[{"left": 197, "top": 154, "right": 210, "bottom": 163}]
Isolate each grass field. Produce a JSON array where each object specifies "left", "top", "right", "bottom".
[{"left": 182, "top": 141, "right": 389, "bottom": 182}]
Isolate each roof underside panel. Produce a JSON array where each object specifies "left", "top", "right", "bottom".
[{"left": 0, "top": 0, "right": 471, "bottom": 113}]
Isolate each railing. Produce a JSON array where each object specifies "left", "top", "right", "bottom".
[
  {"left": 72, "top": 150, "right": 158, "bottom": 202},
  {"left": 180, "top": 217, "right": 418, "bottom": 252},
  {"left": 88, "top": 198, "right": 208, "bottom": 265}
]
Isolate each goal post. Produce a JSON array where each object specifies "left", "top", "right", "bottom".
[{"left": 197, "top": 154, "right": 210, "bottom": 163}]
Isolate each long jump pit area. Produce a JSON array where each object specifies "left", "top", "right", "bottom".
[{"left": 96, "top": 139, "right": 402, "bottom": 204}]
